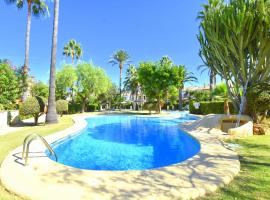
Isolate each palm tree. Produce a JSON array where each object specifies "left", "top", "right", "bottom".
[
  {"left": 198, "top": 65, "right": 216, "bottom": 92},
  {"left": 63, "top": 40, "right": 83, "bottom": 64},
  {"left": 178, "top": 66, "right": 197, "bottom": 110},
  {"left": 46, "top": 0, "right": 59, "bottom": 124},
  {"left": 124, "top": 65, "right": 140, "bottom": 110},
  {"left": 5, "top": 0, "right": 48, "bottom": 102},
  {"left": 109, "top": 50, "right": 130, "bottom": 98}
]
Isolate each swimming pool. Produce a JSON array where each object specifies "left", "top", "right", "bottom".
[{"left": 47, "top": 114, "right": 200, "bottom": 171}]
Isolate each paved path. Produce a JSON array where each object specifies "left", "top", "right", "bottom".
[
  {"left": 0, "top": 115, "right": 46, "bottom": 136},
  {"left": 0, "top": 114, "right": 240, "bottom": 200}
]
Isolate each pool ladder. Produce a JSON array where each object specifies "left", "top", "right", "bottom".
[{"left": 22, "top": 133, "right": 57, "bottom": 165}]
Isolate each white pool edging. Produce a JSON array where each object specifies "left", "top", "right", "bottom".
[{"left": 0, "top": 114, "right": 240, "bottom": 200}]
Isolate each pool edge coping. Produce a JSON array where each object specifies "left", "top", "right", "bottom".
[{"left": 0, "top": 113, "right": 240, "bottom": 200}]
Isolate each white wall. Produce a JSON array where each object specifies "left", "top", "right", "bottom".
[
  {"left": 0, "top": 110, "right": 19, "bottom": 128},
  {"left": 0, "top": 112, "right": 8, "bottom": 128}
]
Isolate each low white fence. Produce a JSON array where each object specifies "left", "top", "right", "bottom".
[{"left": 0, "top": 110, "right": 19, "bottom": 128}]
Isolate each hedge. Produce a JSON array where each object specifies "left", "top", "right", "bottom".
[
  {"left": 68, "top": 103, "right": 81, "bottom": 114},
  {"left": 87, "top": 104, "right": 99, "bottom": 112},
  {"left": 189, "top": 100, "right": 237, "bottom": 115}
]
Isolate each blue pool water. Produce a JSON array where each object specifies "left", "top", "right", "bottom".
[{"left": 47, "top": 114, "right": 200, "bottom": 171}]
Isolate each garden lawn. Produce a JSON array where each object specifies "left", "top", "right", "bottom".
[
  {"left": 0, "top": 115, "right": 74, "bottom": 200},
  {"left": 203, "top": 135, "right": 270, "bottom": 200}
]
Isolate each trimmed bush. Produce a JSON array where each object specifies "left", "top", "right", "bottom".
[
  {"left": 0, "top": 104, "right": 3, "bottom": 111},
  {"left": 19, "top": 96, "right": 46, "bottom": 125},
  {"left": 189, "top": 100, "right": 236, "bottom": 115},
  {"left": 56, "top": 100, "right": 68, "bottom": 116},
  {"left": 143, "top": 102, "right": 157, "bottom": 114}
]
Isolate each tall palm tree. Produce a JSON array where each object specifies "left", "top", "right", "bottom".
[
  {"left": 5, "top": 0, "right": 48, "bottom": 102},
  {"left": 63, "top": 40, "right": 83, "bottom": 64},
  {"left": 109, "top": 50, "right": 130, "bottom": 97},
  {"left": 178, "top": 66, "right": 197, "bottom": 110},
  {"left": 46, "top": 0, "right": 59, "bottom": 124},
  {"left": 124, "top": 65, "right": 140, "bottom": 110}
]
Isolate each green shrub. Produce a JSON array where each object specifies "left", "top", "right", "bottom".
[
  {"left": 189, "top": 100, "right": 201, "bottom": 114},
  {"left": 4, "top": 103, "right": 18, "bottom": 110},
  {"left": 56, "top": 100, "right": 68, "bottom": 116},
  {"left": 212, "top": 83, "right": 228, "bottom": 97},
  {"left": 247, "top": 84, "right": 270, "bottom": 122},
  {"left": 122, "top": 102, "right": 133, "bottom": 109},
  {"left": 189, "top": 90, "right": 211, "bottom": 101},
  {"left": 143, "top": 102, "right": 157, "bottom": 114},
  {"left": 0, "top": 104, "right": 3, "bottom": 111},
  {"left": 19, "top": 96, "right": 46, "bottom": 125},
  {"left": 189, "top": 100, "right": 236, "bottom": 115},
  {"left": 68, "top": 103, "right": 81, "bottom": 114},
  {"left": 87, "top": 104, "right": 99, "bottom": 112}
]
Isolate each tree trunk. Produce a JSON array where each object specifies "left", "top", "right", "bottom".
[
  {"left": 22, "top": 1, "right": 32, "bottom": 102},
  {"left": 71, "top": 50, "right": 74, "bottom": 64},
  {"left": 178, "top": 88, "right": 183, "bottom": 111},
  {"left": 135, "top": 90, "right": 138, "bottom": 111},
  {"left": 81, "top": 99, "right": 86, "bottom": 113},
  {"left": 157, "top": 96, "right": 161, "bottom": 114},
  {"left": 46, "top": 0, "right": 60, "bottom": 124},
  {"left": 236, "top": 80, "right": 249, "bottom": 127},
  {"left": 119, "top": 63, "right": 123, "bottom": 97},
  {"left": 34, "top": 114, "right": 38, "bottom": 125},
  {"left": 210, "top": 69, "right": 215, "bottom": 92}
]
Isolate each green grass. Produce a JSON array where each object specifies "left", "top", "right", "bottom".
[
  {"left": 203, "top": 135, "right": 270, "bottom": 200},
  {"left": 0, "top": 115, "right": 74, "bottom": 200}
]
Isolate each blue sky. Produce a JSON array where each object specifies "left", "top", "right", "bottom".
[{"left": 0, "top": 0, "right": 212, "bottom": 87}]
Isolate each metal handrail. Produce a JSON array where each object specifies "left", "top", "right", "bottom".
[{"left": 22, "top": 133, "right": 57, "bottom": 165}]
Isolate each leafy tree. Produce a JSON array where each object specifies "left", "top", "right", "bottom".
[
  {"left": 138, "top": 56, "right": 183, "bottom": 113},
  {"left": 5, "top": 0, "right": 49, "bottom": 101},
  {"left": 31, "top": 81, "right": 49, "bottom": 98},
  {"left": 188, "top": 90, "right": 211, "bottom": 102},
  {"left": 0, "top": 62, "right": 20, "bottom": 106},
  {"left": 56, "top": 100, "right": 68, "bottom": 117},
  {"left": 19, "top": 96, "right": 46, "bottom": 125},
  {"left": 109, "top": 50, "right": 130, "bottom": 98},
  {"left": 56, "top": 64, "right": 77, "bottom": 100},
  {"left": 46, "top": 0, "right": 59, "bottom": 124},
  {"left": 167, "top": 86, "right": 179, "bottom": 110},
  {"left": 124, "top": 65, "right": 140, "bottom": 110},
  {"left": 247, "top": 83, "right": 270, "bottom": 123},
  {"left": 97, "top": 82, "right": 120, "bottom": 110},
  {"left": 102, "top": 84, "right": 120, "bottom": 109},
  {"left": 198, "top": 0, "right": 270, "bottom": 116},
  {"left": 76, "top": 62, "right": 111, "bottom": 112},
  {"left": 212, "top": 83, "right": 228, "bottom": 98},
  {"left": 63, "top": 40, "right": 83, "bottom": 64}
]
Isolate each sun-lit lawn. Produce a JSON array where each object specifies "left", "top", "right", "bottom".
[
  {"left": 0, "top": 115, "right": 74, "bottom": 200},
  {"left": 202, "top": 135, "right": 270, "bottom": 200}
]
